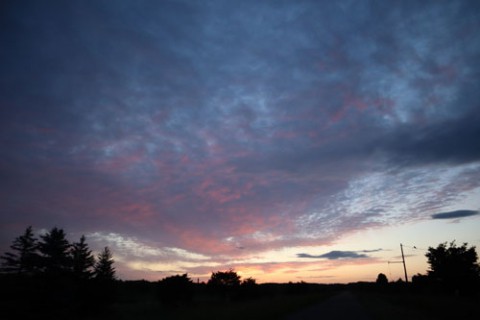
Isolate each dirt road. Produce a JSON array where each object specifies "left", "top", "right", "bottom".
[{"left": 284, "top": 291, "right": 371, "bottom": 320}]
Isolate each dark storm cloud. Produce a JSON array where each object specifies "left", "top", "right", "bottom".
[
  {"left": 297, "top": 249, "right": 382, "bottom": 260},
  {"left": 380, "top": 109, "right": 480, "bottom": 167},
  {"left": 431, "top": 210, "right": 479, "bottom": 220}
]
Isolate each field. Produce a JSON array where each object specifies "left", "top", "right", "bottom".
[
  {"left": 356, "top": 290, "right": 480, "bottom": 320},
  {"left": 89, "top": 281, "right": 336, "bottom": 320},
  {"left": 103, "top": 291, "right": 332, "bottom": 320},
  {"left": 3, "top": 277, "right": 480, "bottom": 320}
]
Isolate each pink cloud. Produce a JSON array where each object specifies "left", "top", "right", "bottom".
[{"left": 164, "top": 224, "right": 231, "bottom": 255}]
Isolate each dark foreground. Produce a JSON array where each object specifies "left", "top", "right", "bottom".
[
  {"left": 284, "top": 291, "right": 371, "bottom": 320},
  {"left": 1, "top": 278, "right": 480, "bottom": 320}
]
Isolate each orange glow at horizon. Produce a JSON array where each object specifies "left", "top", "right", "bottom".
[{"left": 113, "top": 217, "right": 480, "bottom": 284}]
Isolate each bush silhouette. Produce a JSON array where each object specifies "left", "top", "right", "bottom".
[
  {"left": 158, "top": 274, "right": 194, "bottom": 306},
  {"left": 376, "top": 273, "right": 388, "bottom": 286},
  {"left": 239, "top": 277, "right": 259, "bottom": 299}
]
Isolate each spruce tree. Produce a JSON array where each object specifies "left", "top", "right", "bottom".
[
  {"left": 0, "top": 226, "right": 40, "bottom": 275},
  {"left": 38, "top": 227, "right": 71, "bottom": 275},
  {"left": 94, "top": 247, "right": 115, "bottom": 281},
  {"left": 71, "top": 235, "right": 95, "bottom": 280}
]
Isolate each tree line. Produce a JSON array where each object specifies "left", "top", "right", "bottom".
[
  {"left": 0, "top": 226, "right": 117, "bottom": 319},
  {"left": 1, "top": 226, "right": 115, "bottom": 281},
  {"left": 158, "top": 269, "right": 259, "bottom": 305}
]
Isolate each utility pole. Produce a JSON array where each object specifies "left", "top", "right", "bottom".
[{"left": 400, "top": 243, "right": 408, "bottom": 283}]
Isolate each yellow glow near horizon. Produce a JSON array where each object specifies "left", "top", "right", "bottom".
[{"left": 115, "top": 216, "right": 480, "bottom": 283}]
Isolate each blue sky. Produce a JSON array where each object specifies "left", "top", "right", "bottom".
[{"left": 1, "top": 0, "right": 479, "bottom": 282}]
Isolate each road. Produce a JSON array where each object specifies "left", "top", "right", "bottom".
[{"left": 284, "top": 291, "right": 372, "bottom": 320}]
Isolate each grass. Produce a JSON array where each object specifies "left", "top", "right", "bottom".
[
  {"left": 102, "top": 292, "right": 332, "bottom": 320},
  {"left": 355, "top": 291, "right": 480, "bottom": 320}
]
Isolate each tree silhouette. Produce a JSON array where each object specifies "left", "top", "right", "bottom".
[
  {"left": 0, "top": 226, "right": 40, "bottom": 276},
  {"left": 158, "top": 274, "right": 193, "bottom": 306},
  {"left": 426, "top": 241, "right": 480, "bottom": 293},
  {"left": 376, "top": 273, "right": 388, "bottom": 286},
  {"left": 208, "top": 269, "right": 241, "bottom": 288},
  {"left": 71, "top": 235, "right": 95, "bottom": 280},
  {"left": 241, "top": 277, "right": 257, "bottom": 286},
  {"left": 90, "top": 247, "right": 116, "bottom": 307},
  {"left": 94, "top": 247, "right": 116, "bottom": 281},
  {"left": 239, "top": 277, "right": 258, "bottom": 299},
  {"left": 0, "top": 226, "right": 120, "bottom": 317},
  {"left": 208, "top": 269, "right": 241, "bottom": 299},
  {"left": 38, "top": 227, "right": 72, "bottom": 276}
]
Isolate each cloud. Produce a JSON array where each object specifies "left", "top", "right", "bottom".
[
  {"left": 297, "top": 249, "right": 382, "bottom": 260},
  {"left": 87, "top": 232, "right": 211, "bottom": 262},
  {"left": 380, "top": 110, "right": 480, "bottom": 167},
  {"left": 358, "top": 249, "right": 384, "bottom": 253},
  {"left": 1, "top": 0, "right": 480, "bottom": 281},
  {"left": 431, "top": 210, "right": 479, "bottom": 220}
]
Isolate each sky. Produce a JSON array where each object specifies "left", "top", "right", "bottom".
[{"left": 1, "top": 0, "right": 480, "bottom": 283}]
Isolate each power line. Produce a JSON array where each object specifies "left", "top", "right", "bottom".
[{"left": 386, "top": 260, "right": 403, "bottom": 281}]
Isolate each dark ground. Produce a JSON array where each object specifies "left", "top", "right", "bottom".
[
  {"left": 284, "top": 291, "right": 371, "bottom": 320},
  {"left": 2, "top": 278, "right": 480, "bottom": 319}
]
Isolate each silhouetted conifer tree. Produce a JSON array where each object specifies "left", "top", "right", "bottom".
[
  {"left": 94, "top": 247, "right": 115, "bottom": 281},
  {"left": 0, "top": 226, "right": 40, "bottom": 275},
  {"left": 38, "top": 227, "right": 72, "bottom": 276},
  {"left": 90, "top": 247, "right": 116, "bottom": 307},
  {"left": 71, "top": 235, "right": 95, "bottom": 280}
]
